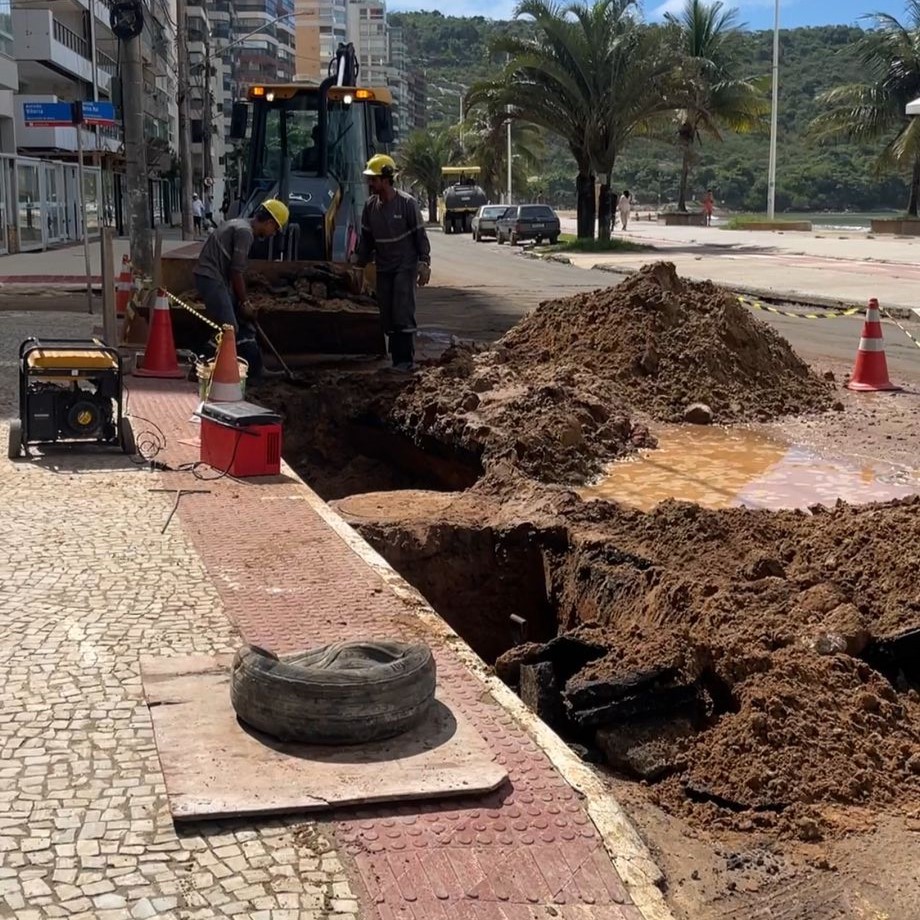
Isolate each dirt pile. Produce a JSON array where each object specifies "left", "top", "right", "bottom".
[
  {"left": 181, "top": 264, "right": 376, "bottom": 315},
  {"left": 337, "top": 483, "right": 920, "bottom": 837},
  {"left": 390, "top": 263, "right": 833, "bottom": 483}
]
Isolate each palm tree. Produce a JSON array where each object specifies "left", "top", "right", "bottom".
[
  {"left": 666, "top": 0, "right": 767, "bottom": 212},
  {"left": 471, "top": 0, "right": 674, "bottom": 239},
  {"left": 454, "top": 108, "right": 545, "bottom": 203},
  {"left": 810, "top": 3, "right": 920, "bottom": 216},
  {"left": 397, "top": 129, "right": 460, "bottom": 222}
]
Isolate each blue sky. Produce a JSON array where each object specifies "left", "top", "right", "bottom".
[{"left": 389, "top": 1, "right": 907, "bottom": 31}]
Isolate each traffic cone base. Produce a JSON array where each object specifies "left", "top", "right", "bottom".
[
  {"left": 116, "top": 255, "right": 132, "bottom": 319},
  {"left": 846, "top": 298, "right": 901, "bottom": 392},
  {"left": 208, "top": 325, "right": 244, "bottom": 401},
  {"left": 135, "top": 289, "right": 185, "bottom": 378}
]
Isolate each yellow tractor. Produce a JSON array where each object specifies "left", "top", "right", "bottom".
[{"left": 161, "top": 43, "right": 394, "bottom": 356}]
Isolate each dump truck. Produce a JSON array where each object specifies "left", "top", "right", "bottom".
[
  {"left": 439, "top": 167, "right": 488, "bottom": 235},
  {"left": 161, "top": 43, "right": 394, "bottom": 357}
]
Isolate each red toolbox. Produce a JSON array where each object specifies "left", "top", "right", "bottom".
[{"left": 197, "top": 400, "right": 282, "bottom": 478}]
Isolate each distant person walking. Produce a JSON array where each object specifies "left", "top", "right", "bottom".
[
  {"left": 617, "top": 190, "right": 632, "bottom": 231},
  {"left": 703, "top": 189, "right": 715, "bottom": 227},
  {"left": 192, "top": 194, "right": 204, "bottom": 235}
]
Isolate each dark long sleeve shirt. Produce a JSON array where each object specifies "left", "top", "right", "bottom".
[{"left": 356, "top": 190, "right": 431, "bottom": 273}]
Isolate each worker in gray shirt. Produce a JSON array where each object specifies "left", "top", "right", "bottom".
[
  {"left": 193, "top": 198, "right": 289, "bottom": 380},
  {"left": 353, "top": 154, "right": 431, "bottom": 371}
]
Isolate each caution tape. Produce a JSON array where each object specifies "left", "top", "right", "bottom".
[
  {"left": 163, "top": 289, "right": 223, "bottom": 334},
  {"left": 879, "top": 304, "right": 920, "bottom": 351},
  {"left": 738, "top": 295, "right": 860, "bottom": 320}
]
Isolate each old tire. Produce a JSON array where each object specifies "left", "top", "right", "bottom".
[
  {"left": 7, "top": 419, "right": 21, "bottom": 460},
  {"left": 230, "top": 640, "right": 437, "bottom": 744}
]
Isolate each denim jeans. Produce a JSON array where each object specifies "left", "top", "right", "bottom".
[{"left": 193, "top": 274, "right": 263, "bottom": 380}]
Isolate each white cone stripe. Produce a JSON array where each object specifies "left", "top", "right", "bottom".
[
  {"left": 857, "top": 337, "right": 886, "bottom": 352},
  {"left": 153, "top": 298, "right": 169, "bottom": 311},
  {"left": 865, "top": 309, "right": 880, "bottom": 322},
  {"left": 209, "top": 380, "right": 243, "bottom": 401}
]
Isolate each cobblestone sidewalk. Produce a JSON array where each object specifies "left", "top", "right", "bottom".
[{"left": 0, "top": 312, "right": 359, "bottom": 920}]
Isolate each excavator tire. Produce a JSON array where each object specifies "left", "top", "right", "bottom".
[{"left": 230, "top": 640, "right": 436, "bottom": 744}]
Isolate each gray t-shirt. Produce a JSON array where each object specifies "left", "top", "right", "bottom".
[
  {"left": 194, "top": 218, "right": 254, "bottom": 283},
  {"left": 356, "top": 190, "right": 430, "bottom": 274}
]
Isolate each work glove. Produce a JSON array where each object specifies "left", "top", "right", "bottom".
[
  {"left": 239, "top": 300, "right": 259, "bottom": 322},
  {"left": 417, "top": 263, "right": 431, "bottom": 287}
]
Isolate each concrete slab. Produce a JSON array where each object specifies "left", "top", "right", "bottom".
[{"left": 141, "top": 653, "right": 508, "bottom": 821}]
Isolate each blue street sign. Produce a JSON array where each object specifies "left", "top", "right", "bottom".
[
  {"left": 81, "top": 101, "right": 116, "bottom": 126},
  {"left": 22, "top": 102, "right": 75, "bottom": 127}
]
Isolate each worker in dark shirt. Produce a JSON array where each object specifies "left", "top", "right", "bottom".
[
  {"left": 353, "top": 155, "right": 431, "bottom": 371},
  {"left": 193, "top": 199, "right": 288, "bottom": 381}
]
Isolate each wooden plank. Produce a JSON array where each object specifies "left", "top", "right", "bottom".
[{"left": 141, "top": 654, "right": 508, "bottom": 821}]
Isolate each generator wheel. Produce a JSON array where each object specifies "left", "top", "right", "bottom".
[
  {"left": 230, "top": 640, "right": 437, "bottom": 745},
  {"left": 119, "top": 417, "right": 136, "bottom": 456},
  {"left": 7, "top": 419, "right": 21, "bottom": 460}
]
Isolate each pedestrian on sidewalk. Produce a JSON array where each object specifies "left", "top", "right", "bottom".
[
  {"left": 703, "top": 189, "right": 715, "bottom": 226},
  {"left": 617, "top": 190, "right": 632, "bottom": 231},
  {"left": 192, "top": 199, "right": 289, "bottom": 381},
  {"left": 352, "top": 154, "right": 431, "bottom": 372},
  {"left": 192, "top": 194, "right": 205, "bottom": 236}
]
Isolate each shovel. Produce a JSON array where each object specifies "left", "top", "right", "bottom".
[{"left": 252, "top": 320, "right": 312, "bottom": 387}]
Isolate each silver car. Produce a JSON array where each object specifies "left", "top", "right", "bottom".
[{"left": 471, "top": 205, "right": 507, "bottom": 242}]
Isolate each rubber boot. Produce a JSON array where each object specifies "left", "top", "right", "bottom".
[{"left": 388, "top": 331, "right": 415, "bottom": 370}]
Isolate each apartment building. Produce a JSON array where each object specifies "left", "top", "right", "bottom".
[
  {"left": 186, "top": 3, "right": 227, "bottom": 215},
  {"left": 294, "top": 0, "right": 426, "bottom": 140},
  {"left": 0, "top": 0, "right": 177, "bottom": 252},
  {"left": 294, "top": 0, "right": 346, "bottom": 83}
]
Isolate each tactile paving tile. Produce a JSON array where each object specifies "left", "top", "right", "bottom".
[{"left": 131, "top": 380, "right": 642, "bottom": 918}]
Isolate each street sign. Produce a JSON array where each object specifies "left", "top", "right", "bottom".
[
  {"left": 22, "top": 102, "right": 75, "bottom": 127},
  {"left": 81, "top": 101, "right": 116, "bottom": 126}
]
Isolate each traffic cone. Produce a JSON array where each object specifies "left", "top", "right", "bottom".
[
  {"left": 847, "top": 298, "right": 902, "bottom": 392},
  {"left": 116, "top": 255, "right": 132, "bottom": 318},
  {"left": 207, "top": 325, "right": 243, "bottom": 402},
  {"left": 134, "top": 289, "right": 185, "bottom": 378}
]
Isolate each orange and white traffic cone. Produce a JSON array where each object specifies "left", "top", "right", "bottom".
[
  {"left": 116, "top": 255, "right": 132, "bottom": 318},
  {"left": 207, "top": 325, "right": 243, "bottom": 402},
  {"left": 134, "top": 289, "right": 185, "bottom": 378},
  {"left": 847, "top": 298, "right": 902, "bottom": 392}
]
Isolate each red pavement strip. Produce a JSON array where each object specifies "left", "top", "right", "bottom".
[{"left": 130, "top": 378, "right": 657, "bottom": 920}]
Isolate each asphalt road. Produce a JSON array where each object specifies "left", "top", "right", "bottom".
[{"left": 419, "top": 230, "right": 920, "bottom": 379}]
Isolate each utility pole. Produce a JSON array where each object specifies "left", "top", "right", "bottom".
[
  {"left": 177, "top": 0, "right": 194, "bottom": 240},
  {"left": 123, "top": 32, "right": 152, "bottom": 274}
]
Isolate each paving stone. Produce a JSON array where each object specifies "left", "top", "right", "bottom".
[{"left": 0, "top": 314, "right": 356, "bottom": 920}]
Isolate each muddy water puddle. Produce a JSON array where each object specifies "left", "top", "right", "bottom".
[{"left": 581, "top": 426, "right": 920, "bottom": 511}]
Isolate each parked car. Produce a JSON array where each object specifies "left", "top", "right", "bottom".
[
  {"left": 471, "top": 205, "right": 508, "bottom": 241},
  {"left": 495, "top": 204, "right": 561, "bottom": 245}
]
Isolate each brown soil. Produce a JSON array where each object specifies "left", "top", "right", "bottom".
[
  {"left": 389, "top": 262, "right": 833, "bottom": 483},
  {"left": 336, "top": 482, "right": 920, "bottom": 843}
]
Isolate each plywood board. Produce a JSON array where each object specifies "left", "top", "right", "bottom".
[{"left": 141, "top": 654, "right": 508, "bottom": 821}]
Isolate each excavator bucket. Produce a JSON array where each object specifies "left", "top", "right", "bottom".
[{"left": 159, "top": 248, "right": 385, "bottom": 358}]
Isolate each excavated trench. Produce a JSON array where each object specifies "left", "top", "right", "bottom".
[{"left": 249, "top": 264, "right": 920, "bottom": 842}]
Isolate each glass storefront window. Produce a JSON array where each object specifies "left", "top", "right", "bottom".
[
  {"left": 17, "top": 163, "right": 42, "bottom": 249},
  {"left": 82, "top": 169, "right": 100, "bottom": 235}
]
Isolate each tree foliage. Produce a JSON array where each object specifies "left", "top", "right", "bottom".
[{"left": 390, "top": 10, "right": 916, "bottom": 215}]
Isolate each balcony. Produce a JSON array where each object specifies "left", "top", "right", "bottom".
[{"left": 14, "top": 9, "right": 94, "bottom": 85}]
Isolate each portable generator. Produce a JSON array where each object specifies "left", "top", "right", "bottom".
[{"left": 9, "top": 338, "right": 135, "bottom": 459}]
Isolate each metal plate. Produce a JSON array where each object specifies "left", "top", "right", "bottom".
[{"left": 141, "top": 654, "right": 509, "bottom": 821}]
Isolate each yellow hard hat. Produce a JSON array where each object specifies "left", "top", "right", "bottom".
[
  {"left": 260, "top": 198, "right": 289, "bottom": 229},
  {"left": 363, "top": 154, "right": 397, "bottom": 177}
]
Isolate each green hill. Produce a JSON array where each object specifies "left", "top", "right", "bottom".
[{"left": 389, "top": 12, "right": 910, "bottom": 213}]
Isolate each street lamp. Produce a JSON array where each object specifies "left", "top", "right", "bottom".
[{"left": 766, "top": 0, "right": 780, "bottom": 220}]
